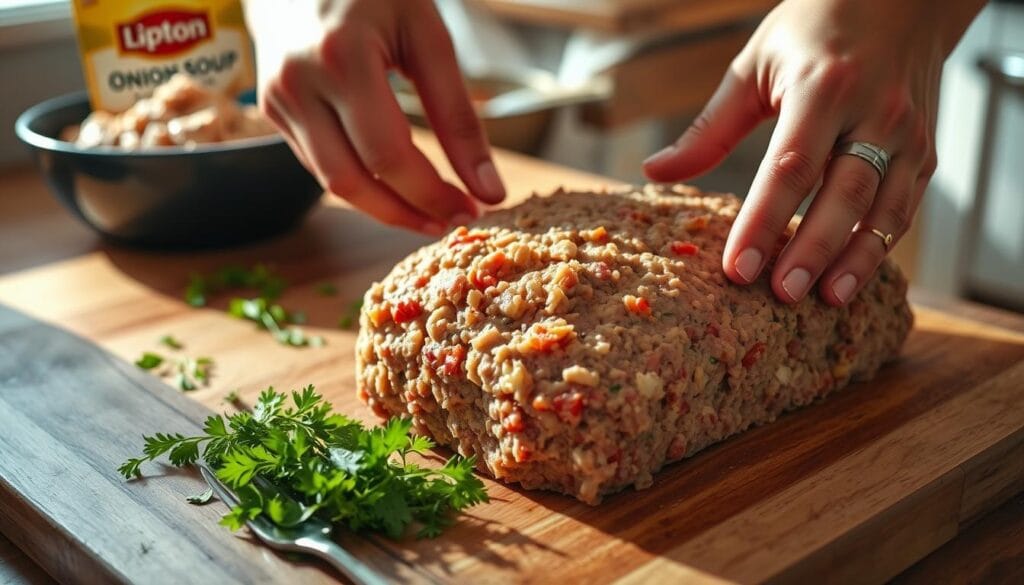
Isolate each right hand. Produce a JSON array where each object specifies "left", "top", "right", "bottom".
[{"left": 244, "top": 0, "right": 506, "bottom": 235}]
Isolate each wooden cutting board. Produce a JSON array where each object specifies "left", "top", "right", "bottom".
[{"left": 1, "top": 134, "right": 1023, "bottom": 584}]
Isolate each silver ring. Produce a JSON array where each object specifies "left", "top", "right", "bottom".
[
  {"left": 835, "top": 141, "right": 890, "bottom": 180},
  {"left": 856, "top": 225, "right": 894, "bottom": 251}
]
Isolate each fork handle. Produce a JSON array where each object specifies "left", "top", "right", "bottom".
[{"left": 294, "top": 536, "right": 390, "bottom": 585}]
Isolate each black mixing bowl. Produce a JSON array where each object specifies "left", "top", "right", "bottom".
[{"left": 15, "top": 92, "right": 323, "bottom": 249}]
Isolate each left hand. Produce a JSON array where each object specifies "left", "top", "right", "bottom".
[{"left": 643, "top": 0, "right": 983, "bottom": 305}]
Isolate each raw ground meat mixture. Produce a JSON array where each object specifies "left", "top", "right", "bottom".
[{"left": 356, "top": 184, "right": 913, "bottom": 504}]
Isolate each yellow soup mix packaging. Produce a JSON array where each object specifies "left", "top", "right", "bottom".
[{"left": 70, "top": 0, "right": 256, "bottom": 113}]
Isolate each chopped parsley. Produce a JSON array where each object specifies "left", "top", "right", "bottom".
[
  {"left": 186, "top": 264, "right": 286, "bottom": 308},
  {"left": 119, "top": 386, "right": 488, "bottom": 539},
  {"left": 228, "top": 297, "right": 323, "bottom": 347},
  {"left": 134, "top": 338, "right": 214, "bottom": 392},
  {"left": 159, "top": 335, "right": 184, "bottom": 350},
  {"left": 184, "top": 264, "right": 324, "bottom": 348},
  {"left": 135, "top": 352, "right": 164, "bottom": 370},
  {"left": 609, "top": 383, "right": 622, "bottom": 393}
]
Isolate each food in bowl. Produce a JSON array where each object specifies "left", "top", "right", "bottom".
[
  {"left": 15, "top": 90, "right": 321, "bottom": 248},
  {"left": 61, "top": 74, "right": 276, "bottom": 149},
  {"left": 355, "top": 185, "right": 913, "bottom": 504}
]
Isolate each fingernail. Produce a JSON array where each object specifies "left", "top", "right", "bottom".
[
  {"left": 422, "top": 222, "right": 446, "bottom": 236},
  {"left": 832, "top": 273, "right": 858, "bottom": 304},
  {"left": 476, "top": 160, "right": 506, "bottom": 203},
  {"left": 643, "top": 145, "right": 677, "bottom": 167},
  {"left": 451, "top": 213, "right": 474, "bottom": 227},
  {"left": 782, "top": 268, "right": 812, "bottom": 302},
  {"left": 734, "top": 248, "right": 763, "bottom": 282}
]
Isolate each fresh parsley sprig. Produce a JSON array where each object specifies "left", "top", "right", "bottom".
[{"left": 119, "top": 385, "right": 488, "bottom": 539}]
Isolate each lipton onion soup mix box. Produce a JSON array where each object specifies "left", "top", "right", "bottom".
[{"left": 70, "top": 0, "right": 256, "bottom": 112}]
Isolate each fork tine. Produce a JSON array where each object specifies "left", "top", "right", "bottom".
[
  {"left": 199, "top": 465, "right": 240, "bottom": 508},
  {"left": 198, "top": 467, "right": 386, "bottom": 585}
]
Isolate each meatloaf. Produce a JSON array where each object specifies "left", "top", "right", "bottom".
[{"left": 356, "top": 185, "right": 913, "bottom": 504}]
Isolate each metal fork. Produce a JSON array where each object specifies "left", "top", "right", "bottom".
[{"left": 199, "top": 466, "right": 389, "bottom": 585}]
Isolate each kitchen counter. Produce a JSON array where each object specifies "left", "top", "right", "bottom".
[{"left": 0, "top": 132, "right": 1022, "bottom": 583}]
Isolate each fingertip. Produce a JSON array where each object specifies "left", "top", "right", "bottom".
[
  {"left": 774, "top": 266, "right": 813, "bottom": 304},
  {"left": 820, "top": 272, "right": 859, "bottom": 307},
  {"left": 642, "top": 145, "right": 694, "bottom": 182},
  {"left": 642, "top": 145, "right": 678, "bottom": 170},
  {"left": 731, "top": 246, "right": 765, "bottom": 284},
  {"left": 474, "top": 160, "right": 506, "bottom": 204}
]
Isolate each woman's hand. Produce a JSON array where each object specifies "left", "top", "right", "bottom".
[
  {"left": 244, "top": 0, "right": 505, "bottom": 235},
  {"left": 644, "top": 0, "right": 984, "bottom": 305}
]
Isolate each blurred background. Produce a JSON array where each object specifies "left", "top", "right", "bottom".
[{"left": 1, "top": 0, "right": 1021, "bottom": 310}]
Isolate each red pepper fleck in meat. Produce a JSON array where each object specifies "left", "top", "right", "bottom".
[
  {"left": 391, "top": 299, "right": 423, "bottom": 324},
  {"left": 671, "top": 241, "right": 700, "bottom": 256},
  {"left": 441, "top": 345, "right": 466, "bottom": 376},
  {"left": 742, "top": 341, "right": 766, "bottom": 368},
  {"left": 553, "top": 390, "right": 585, "bottom": 422}
]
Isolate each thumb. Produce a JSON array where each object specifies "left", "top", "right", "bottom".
[{"left": 643, "top": 69, "right": 765, "bottom": 182}]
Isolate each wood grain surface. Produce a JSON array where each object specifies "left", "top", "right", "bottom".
[{"left": 2, "top": 131, "right": 1023, "bottom": 583}]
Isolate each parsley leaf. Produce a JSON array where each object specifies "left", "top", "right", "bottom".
[
  {"left": 159, "top": 335, "right": 184, "bottom": 350},
  {"left": 135, "top": 352, "right": 164, "bottom": 370},
  {"left": 120, "top": 385, "right": 487, "bottom": 539},
  {"left": 135, "top": 346, "right": 214, "bottom": 391}
]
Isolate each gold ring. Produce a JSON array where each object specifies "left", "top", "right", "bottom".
[{"left": 857, "top": 226, "right": 894, "bottom": 251}]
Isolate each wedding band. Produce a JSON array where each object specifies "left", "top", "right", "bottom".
[
  {"left": 857, "top": 225, "right": 894, "bottom": 251},
  {"left": 835, "top": 141, "right": 890, "bottom": 180}
]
